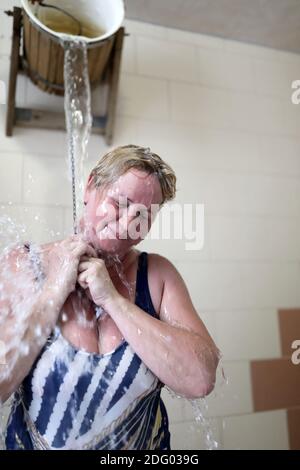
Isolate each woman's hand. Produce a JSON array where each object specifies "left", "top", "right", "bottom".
[
  {"left": 42, "top": 235, "right": 97, "bottom": 303},
  {"left": 77, "top": 256, "right": 119, "bottom": 307}
]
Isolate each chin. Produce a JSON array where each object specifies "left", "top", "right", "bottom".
[
  {"left": 98, "top": 235, "right": 140, "bottom": 256},
  {"left": 95, "top": 238, "right": 126, "bottom": 255}
]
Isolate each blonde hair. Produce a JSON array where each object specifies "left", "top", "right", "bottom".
[{"left": 90, "top": 145, "right": 177, "bottom": 204}]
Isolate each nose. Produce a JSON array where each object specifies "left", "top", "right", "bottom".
[{"left": 117, "top": 206, "right": 143, "bottom": 237}]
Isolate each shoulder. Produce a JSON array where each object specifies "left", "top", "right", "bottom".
[
  {"left": 146, "top": 253, "right": 184, "bottom": 314},
  {"left": 0, "top": 240, "right": 54, "bottom": 285},
  {"left": 147, "top": 252, "right": 182, "bottom": 283},
  {"left": 0, "top": 243, "right": 29, "bottom": 272}
]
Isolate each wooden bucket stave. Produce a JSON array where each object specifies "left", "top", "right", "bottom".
[{"left": 22, "top": 11, "right": 114, "bottom": 96}]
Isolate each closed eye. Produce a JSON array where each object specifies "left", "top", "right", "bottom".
[{"left": 113, "top": 199, "right": 129, "bottom": 209}]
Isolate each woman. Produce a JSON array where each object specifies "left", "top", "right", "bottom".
[{"left": 0, "top": 145, "right": 219, "bottom": 450}]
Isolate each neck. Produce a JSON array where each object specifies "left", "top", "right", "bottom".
[{"left": 101, "top": 248, "right": 133, "bottom": 269}]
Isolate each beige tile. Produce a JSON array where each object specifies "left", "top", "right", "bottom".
[
  {"left": 251, "top": 358, "right": 300, "bottom": 411},
  {"left": 279, "top": 309, "right": 300, "bottom": 357},
  {"left": 287, "top": 408, "right": 300, "bottom": 450}
]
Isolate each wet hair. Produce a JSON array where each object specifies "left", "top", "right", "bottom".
[{"left": 89, "top": 145, "right": 177, "bottom": 205}]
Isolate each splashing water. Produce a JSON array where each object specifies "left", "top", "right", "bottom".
[
  {"left": 189, "top": 398, "right": 219, "bottom": 450},
  {"left": 164, "top": 350, "right": 228, "bottom": 450}
]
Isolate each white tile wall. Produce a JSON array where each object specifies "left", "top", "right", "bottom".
[
  {"left": 0, "top": 203, "right": 64, "bottom": 246},
  {"left": 137, "top": 36, "right": 198, "bottom": 83},
  {"left": 169, "top": 418, "right": 222, "bottom": 450},
  {"left": 174, "top": 171, "right": 300, "bottom": 217},
  {"left": 215, "top": 309, "right": 281, "bottom": 360},
  {"left": 120, "top": 32, "right": 137, "bottom": 75},
  {"left": 176, "top": 260, "right": 300, "bottom": 311},
  {"left": 124, "top": 19, "right": 167, "bottom": 40},
  {"left": 0, "top": 8, "right": 299, "bottom": 450},
  {"left": 253, "top": 56, "right": 300, "bottom": 99},
  {"left": 0, "top": 151, "right": 23, "bottom": 203},
  {"left": 23, "top": 153, "right": 72, "bottom": 206},
  {"left": 222, "top": 410, "right": 290, "bottom": 450},
  {"left": 166, "top": 27, "right": 224, "bottom": 50},
  {"left": 257, "top": 134, "right": 300, "bottom": 177},
  {"left": 195, "top": 48, "right": 255, "bottom": 92},
  {"left": 118, "top": 74, "right": 169, "bottom": 120},
  {"left": 205, "top": 361, "right": 253, "bottom": 418},
  {"left": 209, "top": 215, "right": 300, "bottom": 261}
]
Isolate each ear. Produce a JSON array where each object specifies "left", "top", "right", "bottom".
[
  {"left": 83, "top": 173, "right": 94, "bottom": 205},
  {"left": 86, "top": 172, "right": 94, "bottom": 188}
]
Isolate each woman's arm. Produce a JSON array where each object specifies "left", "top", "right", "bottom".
[
  {"left": 0, "top": 283, "right": 67, "bottom": 403},
  {"left": 102, "top": 254, "right": 220, "bottom": 399},
  {"left": 0, "top": 237, "right": 97, "bottom": 403}
]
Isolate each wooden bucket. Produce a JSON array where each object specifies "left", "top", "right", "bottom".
[{"left": 21, "top": 0, "right": 125, "bottom": 96}]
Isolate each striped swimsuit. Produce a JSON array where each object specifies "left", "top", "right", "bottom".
[{"left": 5, "top": 251, "right": 170, "bottom": 450}]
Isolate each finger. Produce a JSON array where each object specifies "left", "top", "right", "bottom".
[
  {"left": 63, "top": 234, "right": 84, "bottom": 245},
  {"left": 66, "top": 238, "right": 97, "bottom": 257},
  {"left": 73, "top": 242, "right": 95, "bottom": 259},
  {"left": 77, "top": 271, "right": 89, "bottom": 288},
  {"left": 78, "top": 261, "right": 91, "bottom": 272},
  {"left": 80, "top": 255, "right": 90, "bottom": 262},
  {"left": 77, "top": 277, "right": 88, "bottom": 289},
  {"left": 84, "top": 246, "right": 98, "bottom": 259},
  {"left": 88, "top": 245, "right": 98, "bottom": 257},
  {"left": 83, "top": 243, "right": 98, "bottom": 258}
]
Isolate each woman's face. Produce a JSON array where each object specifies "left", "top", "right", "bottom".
[{"left": 81, "top": 169, "right": 163, "bottom": 255}]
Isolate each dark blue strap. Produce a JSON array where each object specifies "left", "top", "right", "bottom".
[{"left": 135, "top": 252, "right": 158, "bottom": 318}]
